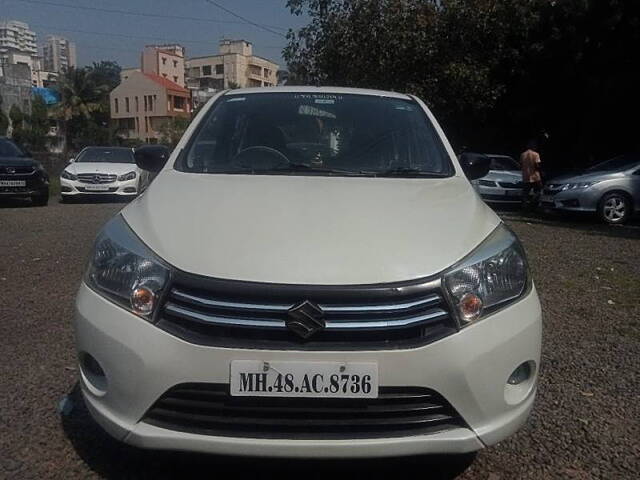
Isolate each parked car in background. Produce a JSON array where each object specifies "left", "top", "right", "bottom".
[
  {"left": 471, "top": 154, "right": 523, "bottom": 204},
  {"left": 541, "top": 153, "right": 640, "bottom": 224},
  {"left": 60, "top": 147, "right": 150, "bottom": 202},
  {"left": 74, "top": 87, "right": 541, "bottom": 459},
  {"left": 0, "top": 137, "right": 49, "bottom": 206}
]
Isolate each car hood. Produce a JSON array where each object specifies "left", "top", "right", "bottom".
[
  {"left": 122, "top": 171, "right": 500, "bottom": 285},
  {"left": 0, "top": 156, "right": 37, "bottom": 167},
  {"left": 67, "top": 162, "right": 139, "bottom": 175},
  {"left": 548, "top": 171, "right": 624, "bottom": 184},
  {"left": 483, "top": 170, "right": 521, "bottom": 182}
]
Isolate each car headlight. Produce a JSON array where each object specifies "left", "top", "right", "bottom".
[
  {"left": 478, "top": 179, "right": 497, "bottom": 187},
  {"left": 60, "top": 169, "right": 77, "bottom": 181},
  {"left": 561, "top": 181, "right": 598, "bottom": 190},
  {"left": 443, "top": 224, "right": 529, "bottom": 327},
  {"left": 85, "top": 215, "right": 169, "bottom": 320},
  {"left": 118, "top": 171, "right": 137, "bottom": 181}
]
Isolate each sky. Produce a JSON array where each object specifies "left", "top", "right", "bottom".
[{"left": 0, "top": 0, "right": 308, "bottom": 69}]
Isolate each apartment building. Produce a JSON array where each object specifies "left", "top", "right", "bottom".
[
  {"left": 42, "top": 35, "right": 76, "bottom": 73},
  {"left": 0, "top": 20, "right": 39, "bottom": 72},
  {"left": 141, "top": 45, "right": 185, "bottom": 87},
  {"left": 110, "top": 70, "right": 191, "bottom": 142},
  {"left": 185, "top": 39, "right": 278, "bottom": 106}
]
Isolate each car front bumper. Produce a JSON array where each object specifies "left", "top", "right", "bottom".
[
  {"left": 540, "top": 188, "right": 598, "bottom": 212},
  {"left": 74, "top": 282, "right": 542, "bottom": 458},
  {"left": 475, "top": 185, "right": 523, "bottom": 203},
  {"left": 60, "top": 178, "right": 138, "bottom": 196}
]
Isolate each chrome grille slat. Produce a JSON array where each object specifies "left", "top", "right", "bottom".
[{"left": 164, "top": 302, "right": 448, "bottom": 330}]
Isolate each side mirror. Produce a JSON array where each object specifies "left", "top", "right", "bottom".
[
  {"left": 68, "top": 157, "right": 75, "bottom": 163},
  {"left": 459, "top": 152, "right": 491, "bottom": 180},
  {"left": 134, "top": 145, "right": 170, "bottom": 173}
]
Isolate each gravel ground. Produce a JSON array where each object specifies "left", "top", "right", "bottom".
[{"left": 0, "top": 199, "right": 638, "bottom": 479}]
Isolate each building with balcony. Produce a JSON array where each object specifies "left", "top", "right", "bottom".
[
  {"left": 42, "top": 35, "right": 76, "bottom": 73},
  {"left": 110, "top": 70, "right": 191, "bottom": 143},
  {"left": 141, "top": 45, "right": 186, "bottom": 87},
  {"left": 185, "top": 39, "right": 278, "bottom": 107}
]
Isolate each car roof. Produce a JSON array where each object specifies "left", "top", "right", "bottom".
[{"left": 223, "top": 86, "right": 412, "bottom": 100}]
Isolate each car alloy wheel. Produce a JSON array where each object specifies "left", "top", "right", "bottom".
[{"left": 600, "top": 193, "right": 630, "bottom": 224}]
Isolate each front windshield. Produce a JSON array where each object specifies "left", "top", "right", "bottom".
[
  {"left": 0, "top": 138, "right": 25, "bottom": 158},
  {"left": 586, "top": 153, "right": 639, "bottom": 172},
  {"left": 489, "top": 156, "right": 519, "bottom": 171},
  {"left": 76, "top": 148, "right": 135, "bottom": 163},
  {"left": 178, "top": 93, "right": 453, "bottom": 177}
]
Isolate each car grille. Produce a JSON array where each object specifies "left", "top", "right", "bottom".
[
  {"left": 157, "top": 274, "right": 458, "bottom": 350},
  {"left": 77, "top": 173, "right": 117, "bottom": 184},
  {"left": 76, "top": 187, "right": 119, "bottom": 193},
  {"left": 142, "top": 383, "right": 467, "bottom": 439},
  {"left": 0, "top": 166, "right": 35, "bottom": 175},
  {"left": 497, "top": 181, "right": 523, "bottom": 188}
]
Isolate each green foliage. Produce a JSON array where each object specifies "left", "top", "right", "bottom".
[
  {"left": 158, "top": 117, "right": 191, "bottom": 148},
  {"left": 12, "top": 95, "right": 50, "bottom": 151},
  {"left": 0, "top": 95, "right": 9, "bottom": 136},
  {"left": 285, "top": 0, "right": 640, "bottom": 164},
  {"left": 53, "top": 62, "right": 121, "bottom": 153}
]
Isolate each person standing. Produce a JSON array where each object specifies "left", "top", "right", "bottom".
[{"left": 521, "top": 141, "right": 543, "bottom": 209}]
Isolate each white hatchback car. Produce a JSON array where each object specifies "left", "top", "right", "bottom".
[
  {"left": 60, "top": 146, "right": 149, "bottom": 201},
  {"left": 74, "top": 87, "right": 541, "bottom": 459}
]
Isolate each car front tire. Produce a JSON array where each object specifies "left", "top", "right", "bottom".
[{"left": 598, "top": 192, "right": 632, "bottom": 224}]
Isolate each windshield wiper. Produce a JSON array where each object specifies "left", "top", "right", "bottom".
[
  {"left": 259, "top": 163, "right": 369, "bottom": 176},
  {"left": 368, "top": 167, "right": 450, "bottom": 178}
]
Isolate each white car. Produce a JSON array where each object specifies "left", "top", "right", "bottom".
[
  {"left": 60, "top": 146, "right": 149, "bottom": 201},
  {"left": 471, "top": 154, "right": 523, "bottom": 203},
  {"left": 74, "top": 87, "right": 541, "bottom": 459}
]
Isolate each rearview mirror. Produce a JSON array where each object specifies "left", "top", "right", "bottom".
[
  {"left": 458, "top": 152, "right": 491, "bottom": 180},
  {"left": 134, "top": 145, "right": 170, "bottom": 173}
]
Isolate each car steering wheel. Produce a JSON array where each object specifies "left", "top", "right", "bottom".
[{"left": 231, "top": 146, "right": 290, "bottom": 169}]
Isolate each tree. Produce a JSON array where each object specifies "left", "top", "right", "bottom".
[
  {"left": 284, "top": 0, "right": 640, "bottom": 167},
  {"left": 11, "top": 95, "right": 50, "bottom": 151},
  {"left": 158, "top": 117, "right": 190, "bottom": 148},
  {"left": 54, "top": 66, "right": 111, "bottom": 153},
  {"left": 0, "top": 95, "right": 8, "bottom": 136}
]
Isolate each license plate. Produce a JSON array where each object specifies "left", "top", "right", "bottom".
[
  {"left": 84, "top": 185, "right": 110, "bottom": 191},
  {"left": 505, "top": 190, "right": 521, "bottom": 197},
  {"left": 230, "top": 360, "right": 378, "bottom": 398},
  {"left": 0, "top": 180, "right": 26, "bottom": 187}
]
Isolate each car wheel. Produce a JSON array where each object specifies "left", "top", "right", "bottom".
[
  {"left": 31, "top": 194, "right": 48, "bottom": 207},
  {"left": 599, "top": 192, "right": 631, "bottom": 224}
]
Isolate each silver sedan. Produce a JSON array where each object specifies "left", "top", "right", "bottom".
[
  {"left": 541, "top": 153, "right": 640, "bottom": 224},
  {"left": 471, "top": 155, "right": 523, "bottom": 204}
]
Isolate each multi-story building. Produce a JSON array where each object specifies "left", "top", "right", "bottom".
[
  {"left": 185, "top": 39, "right": 278, "bottom": 106},
  {"left": 0, "top": 20, "right": 39, "bottom": 72},
  {"left": 42, "top": 35, "right": 76, "bottom": 73},
  {"left": 110, "top": 70, "right": 191, "bottom": 143},
  {"left": 141, "top": 45, "right": 185, "bottom": 87}
]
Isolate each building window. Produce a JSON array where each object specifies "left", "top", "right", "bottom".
[
  {"left": 173, "top": 76, "right": 178, "bottom": 83},
  {"left": 135, "top": 96, "right": 139, "bottom": 112},
  {"left": 148, "top": 95, "right": 154, "bottom": 111},
  {"left": 114, "top": 98, "right": 119, "bottom": 113},
  {"left": 173, "top": 60, "right": 178, "bottom": 68},
  {"left": 215, "top": 64, "right": 224, "bottom": 75},
  {"left": 174, "top": 96, "right": 185, "bottom": 111},
  {"left": 162, "top": 57, "right": 166, "bottom": 65},
  {"left": 163, "top": 73, "right": 167, "bottom": 78},
  {"left": 144, "top": 96, "right": 148, "bottom": 112},
  {"left": 125, "top": 97, "right": 130, "bottom": 113},
  {"left": 202, "top": 65, "right": 212, "bottom": 76}
]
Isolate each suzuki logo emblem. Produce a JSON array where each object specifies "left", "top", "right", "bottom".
[{"left": 286, "top": 301, "right": 326, "bottom": 339}]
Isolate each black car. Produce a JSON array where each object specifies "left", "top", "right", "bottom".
[{"left": 0, "top": 137, "right": 49, "bottom": 206}]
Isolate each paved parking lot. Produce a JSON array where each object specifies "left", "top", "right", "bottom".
[{"left": 1, "top": 199, "right": 639, "bottom": 479}]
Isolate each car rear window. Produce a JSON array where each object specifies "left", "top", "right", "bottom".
[
  {"left": 76, "top": 148, "right": 134, "bottom": 163},
  {"left": 177, "top": 92, "right": 453, "bottom": 177}
]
